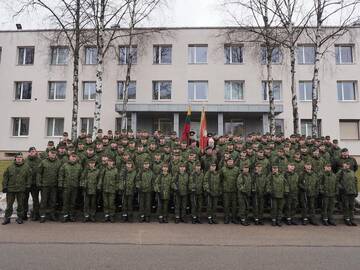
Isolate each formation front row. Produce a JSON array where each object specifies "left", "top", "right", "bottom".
[{"left": 2, "top": 150, "right": 358, "bottom": 226}]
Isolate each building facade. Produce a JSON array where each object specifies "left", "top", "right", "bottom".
[{"left": 0, "top": 27, "right": 359, "bottom": 156}]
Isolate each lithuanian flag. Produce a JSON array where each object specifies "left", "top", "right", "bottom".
[{"left": 181, "top": 106, "right": 191, "bottom": 143}]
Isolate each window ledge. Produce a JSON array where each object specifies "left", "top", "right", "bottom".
[
  {"left": 47, "top": 99, "right": 66, "bottom": 102},
  {"left": 45, "top": 136, "right": 62, "bottom": 138},
  {"left": 188, "top": 63, "right": 208, "bottom": 65},
  {"left": 224, "top": 100, "right": 246, "bottom": 102},
  {"left": 338, "top": 100, "right": 359, "bottom": 103},
  {"left": 50, "top": 64, "right": 68, "bottom": 66},
  {"left": 117, "top": 99, "right": 136, "bottom": 102},
  {"left": 13, "top": 100, "right": 32, "bottom": 102},
  {"left": 189, "top": 100, "right": 209, "bottom": 102},
  {"left": 336, "top": 63, "right": 355, "bottom": 65},
  {"left": 225, "top": 63, "right": 245, "bottom": 65},
  {"left": 153, "top": 63, "right": 172, "bottom": 65},
  {"left": 16, "top": 64, "right": 34, "bottom": 66},
  {"left": 152, "top": 100, "right": 172, "bottom": 102},
  {"left": 10, "top": 136, "right": 29, "bottom": 138}
]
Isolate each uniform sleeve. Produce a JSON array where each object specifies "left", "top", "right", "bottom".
[
  {"left": 26, "top": 165, "right": 32, "bottom": 189},
  {"left": 2, "top": 167, "right": 10, "bottom": 190},
  {"left": 36, "top": 162, "right": 43, "bottom": 187},
  {"left": 203, "top": 172, "right": 210, "bottom": 193},
  {"left": 237, "top": 175, "right": 243, "bottom": 193},
  {"left": 135, "top": 171, "right": 141, "bottom": 190},
  {"left": 58, "top": 165, "right": 65, "bottom": 188},
  {"left": 154, "top": 176, "right": 160, "bottom": 193},
  {"left": 80, "top": 169, "right": 87, "bottom": 188}
]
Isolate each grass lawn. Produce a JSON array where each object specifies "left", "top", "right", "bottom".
[{"left": 0, "top": 160, "right": 12, "bottom": 187}]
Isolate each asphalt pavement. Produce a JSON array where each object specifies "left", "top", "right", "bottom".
[{"left": 0, "top": 221, "right": 360, "bottom": 270}]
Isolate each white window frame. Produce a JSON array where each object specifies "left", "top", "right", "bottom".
[
  {"left": 337, "top": 81, "right": 357, "bottom": 102},
  {"left": 188, "top": 81, "right": 208, "bottom": 101},
  {"left": 48, "top": 81, "right": 66, "bottom": 100},
  {"left": 188, "top": 45, "right": 208, "bottom": 64},
  {"left": 119, "top": 45, "right": 137, "bottom": 65},
  {"left": 299, "top": 81, "right": 320, "bottom": 102},
  {"left": 117, "top": 81, "right": 136, "bottom": 100},
  {"left": 46, "top": 118, "right": 64, "bottom": 137},
  {"left": 12, "top": 117, "right": 30, "bottom": 137},
  {"left": 335, "top": 45, "right": 354, "bottom": 64},
  {"left": 262, "top": 81, "right": 282, "bottom": 101},
  {"left": 85, "top": 47, "right": 97, "bottom": 65},
  {"left": 297, "top": 45, "right": 315, "bottom": 64},
  {"left": 51, "top": 46, "right": 69, "bottom": 65},
  {"left": 301, "top": 119, "right": 322, "bottom": 137},
  {"left": 18, "top": 47, "right": 34, "bottom": 65},
  {"left": 80, "top": 118, "right": 94, "bottom": 135},
  {"left": 224, "top": 81, "right": 245, "bottom": 101},
  {"left": 261, "top": 46, "right": 282, "bottom": 64},
  {"left": 224, "top": 45, "right": 243, "bottom": 64},
  {"left": 152, "top": 81, "right": 172, "bottom": 101},
  {"left": 15, "top": 81, "right": 32, "bottom": 100},
  {"left": 339, "top": 120, "right": 360, "bottom": 140},
  {"left": 83, "top": 81, "right": 96, "bottom": 101},
  {"left": 153, "top": 45, "right": 172, "bottom": 64}
]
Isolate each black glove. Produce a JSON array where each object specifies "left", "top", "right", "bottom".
[{"left": 3, "top": 188, "right": 8, "bottom": 193}]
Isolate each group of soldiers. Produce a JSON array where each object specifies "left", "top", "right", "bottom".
[{"left": 2, "top": 128, "right": 359, "bottom": 227}]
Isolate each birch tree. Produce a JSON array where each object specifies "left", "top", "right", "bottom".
[
  {"left": 12, "top": 0, "right": 91, "bottom": 140},
  {"left": 272, "top": 0, "right": 313, "bottom": 135},
  {"left": 223, "top": 0, "right": 282, "bottom": 135},
  {"left": 306, "top": 0, "right": 360, "bottom": 137}
]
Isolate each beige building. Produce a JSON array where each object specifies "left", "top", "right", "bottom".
[{"left": 0, "top": 27, "right": 359, "bottom": 156}]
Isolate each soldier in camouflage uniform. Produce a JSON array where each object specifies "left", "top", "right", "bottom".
[
  {"left": 154, "top": 163, "right": 172, "bottom": 223},
  {"left": 203, "top": 162, "right": 221, "bottom": 224},
  {"left": 221, "top": 158, "right": 239, "bottom": 224},
  {"left": 189, "top": 161, "right": 204, "bottom": 224},
  {"left": 172, "top": 163, "right": 189, "bottom": 223}
]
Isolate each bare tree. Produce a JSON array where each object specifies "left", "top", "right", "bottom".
[
  {"left": 306, "top": 0, "right": 360, "bottom": 137},
  {"left": 11, "top": 0, "right": 91, "bottom": 140},
  {"left": 272, "top": 0, "right": 313, "bottom": 135},
  {"left": 120, "top": 0, "right": 162, "bottom": 130},
  {"left": 222, "top": 0, "right": 285, "bottom": 134}
]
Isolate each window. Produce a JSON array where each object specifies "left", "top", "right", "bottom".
[
  {"left": 261, "top": 47, "right": 282, "bottom": 64},
  {"left": 12, "top": 117, "right": 29, "bottom": 136},
  {"left": 117, "top": 81, "right": 136, "bottom": 100},
  {"left": 51, "top": 47, "right": 69, "bottom": 65},
  {"left": 116, "top": 115, "right": 132, "bottom": 131},
  {"left": 336, "top": 45, "right": 353, "bottom": 64},
  {"left": 83, "top": 82, "right": 96, "bottom": 100},
  {"left": 188, "top": 45, "right": 208, "bottom": 64},
  {"left": 339, "top": 120, "right": 360, "bottom": 140},
  {"left": 262, "top": 81, "right": 282, "bottom": 101},
  {"left": 18, "top": 47, "right": 34, "bottom": 65},
  {"left": 297, "top": 45, "right": 315, "bottom": 64},
  {"left": 225, "top": 120, "right": 245, "bottom": 136},
  {"left": 275, "top": 119, "right": 284, "bottom": 135},
  {"left": 15, "top": 82, "right": 32, "bottom": 100},
  {"left": 152, "top": 81, "right": 172, "bottom": 100},
  {"left": 224, "top": 45, "right": 243, "bottom": 64},
  {"left": 337, "top": 81, "right": 357, "bottom": 101},
  {"left": 301, "top": 119, "right": 322, "bottom": 137},
  {"left": 85, "top": 47, "right": 97, "bottom": 65},
  {"left": 48, "top": 81, "right": 66, "bottom": 100},
  {"left": 81, "top": 118, "right": 94, "bottom": 135},
  {"left": 153, "top": 118, "right": 173, "bottom": 134},
  {"left": 188, "top": 81, "right": 208, "bottom": 101},
  {"left": 225, "top": 81, "right": 244, "bottom": 100},
  {"left": 119, "top": 45, "right": 137, "bottom": 64},
  {"left": 46, "top": 118, "right": 64, "bottom": 137},
  {"left": 153, "top": 45, "right": 172, "bottom": 64},
  {"left": 299, "top": 81, "right": 320, "bottom": 101}
]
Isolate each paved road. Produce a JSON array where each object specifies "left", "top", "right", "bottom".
[{"left": 1, "top": 222, "right": 360, "bottom": 269}]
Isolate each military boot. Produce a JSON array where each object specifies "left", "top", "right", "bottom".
[
  {"left": 180, "top": 217, "right": 187, "bottom": 223},
  {"left": 271, "top": 219, "right": 277, "bottom": 226},
  {"left": 345, "top": 219, "right": 352, "bottom": 226},
  {"left": 62, "top": 215, "right": 69, "bottom": 223},
  {"left": 291, "top": 219, "right": 299, "bottom": 225},
  {"left": 196, "top": 217, "right": 202, "bottom": 224},
  {"left": 276, "top": 219, "right": 282, "bottom": 227},
  {"left": 208, "top": 216, "right": 213, "bottom": 224},
  {"left": 163, "top": 216, "right": 168, "bottom": 223},
  {"left": 240, "top": 218, "right": 249, "bottom": 226},
  {"left": 158, "top": 216, "right": 163, "bottom": 223},
  {"left": 286, "top": 218, "right": 292, "bottom": 225},
  {"left": 224, "top": 216, "right": 230, "bottom": 224},
  {"left": 90, "top": 215, "right": 96, "bottom": 222},
  {"left": 109, "top": 215, "right": 115, "bottom": 223},
  {"left": 328, "top": 219, "right": 336, "bottom": 226},
  {"left": 302, "top": 218, "right": 308, "bottom": 225},
  {"left": 322, "top": 219, "right": 329, "bottom": 226},
  {"left": 145, "top": 216, "right": 150, "bottom": 223},
  {"left": 16, "top": 218, "right": 23, "bottom": 224},
  {"left": 139, "top": 214, "right": 145, "bottom": 223},
  {"left": 2, "top": 218, "right": 10, "bottom": 225},
  {"left": 192, "top": 216, "right": 197, "bottom": 224},
  {"left": 40, "top": 215, "right": 46, "bottom": 223},
  {"left": 175, "top": 216, "right": 180, "bottom": 224}
]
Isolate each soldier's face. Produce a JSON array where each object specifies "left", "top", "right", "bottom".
[
  {"left": 255, "top": 166, "right": 262, "bottom": 173},
  {"left": 227, "top": 160, "right": 234, "bottom": 166},
  {"left": 162, "top": 167, "right": 169, "bottom": 173},
  {"left": 243, "top": 168, "right": 249, "bottom": 173},
  {"left": 305, "top": 164, "right": 312, "bottom": 171},
  {"left": 195, "top": 165, "right": 201, "bottom": 171},
  {"left": 343, "top": 163, "right": 350, "bottom": 169},
  {"left": 288, "top": 165, "right": 295, "bottom": 172},
  {"left": 143, "top": 163, "right": 150, "bottom": 169},
  {"left": 89, "top": 162, "right": 96, "bottom": 168},
  {"left": 102, "top": 158, "right": 108, "bottom": 164},
  {"left": 107, "top": 161, "right": 114, "bottom": 167},
  {"left": 69, "top": 156, "right": 77, "bottom": 162},
  {"left": 78, "top": 144, "right": 84, "bottom": 150},
  {"left": 29, "top": 150, "right": 37, "bottom": 157},
  {"left": 15, "top": 157, "right": 23, "bottom": 163},
  {"left": 324, "top": 166, "right": 331, "bottom": 172},
  {"left": 48, "top": 152, "right": 56, "bottom": 159},
  {"left": 155, "top": 155, "right": 161, "bottom": 161},
  {"left": 179, "top": 166, "right": 186, "bottom": 172},
  {"left": 272, "top": 167, "right": 279, "bottom": 173},
  {"left": 210, "top": 165, "right": 216, "bottom": 171},
  {"left": 126, "top": 163, "right": 133, "bottom": 170}
]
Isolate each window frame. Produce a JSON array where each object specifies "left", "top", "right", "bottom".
[
  {"left": 80, "top": 118, "right": 94, "bottom": 135},
  {"left": 224, "top": 44, "right": 244, "bottom": 64},
  {"left": 51, "top": 46, "right": 69, "bottom": 65},
  {"left": 224, "top": 80, "right": 245, "bottom": 101},
  {"left": 188, "top": 44, "right": 208, "bottom": 64},
  {"left": 262, "top": 81, "right": 282, "bottom": 101},
  {"left": 188, "top": 80, "right": 209, "bottom": 101},
  {"left": 119, "top": 45, "right": 138, "bottom": 65},
  {"left": 18, "top": 46, "right": 35, "bottom": 65},
  {"left": 15, "top": 81, "right": 32, "bottom": 101},
  {"left": 12, "top": 117, "right": 30, "bottom": 137},
  {"left": 297, "top": 45, "right": 315, "bottom": 65},
  {"left": 46, "top": 117, "right": 65, "bottom": 137},
  {"left": 300, "top": 119, "right": 322, "bottom": 137},
  {"left": 84, "top": 47, "right": 98, "bottom": 65},
  {"left": 335, "top": 44, "right": 354, "bottom": 65},
  {"left": 83, "top": 81, "right": 96, "bottom": 101},
  {"left": 339, "top": 120, "right": 360, "bottom": 140},
  {"left": 337, "top": 81, "right": 357, "bottom": 102},
  {"left": 153, "top": 45, "right": 172, "bottom": 64},
  {"left": 260, "top": 46, "right": 283, "bottom": 65},
  {"left": 152, "top": 81, "right": 172, "bottom": 101},
  {"left": 117, "top": 81, "right": 137, "bottom": 100},
  {"left": 48, "top": 81, "right": 66, "bottom": 101}
]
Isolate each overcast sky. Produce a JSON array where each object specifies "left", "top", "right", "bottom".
[{"left": 0, "top": 0, "right": 227, "bottom": 30}]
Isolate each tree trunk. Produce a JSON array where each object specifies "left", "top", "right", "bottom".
[
  {"left": 71, "top": 0, "right": 81, "bottom": 140},
  {"left": 267, "top": 47, "right": 275, "bottom": 135},
  {"left": 93, "top": 0, "right": 105, "bottom": 135},
  {"left": 290, "top": 46, "right": 299, "bottom": 134}
]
